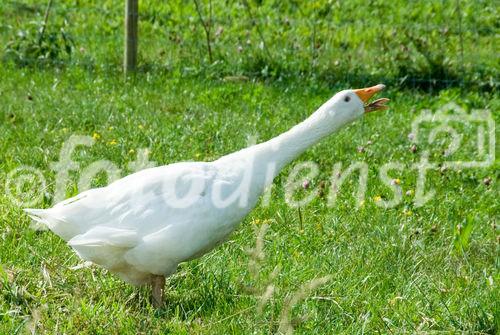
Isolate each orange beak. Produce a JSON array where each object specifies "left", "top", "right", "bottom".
[{"left": 353, "top": 84, "right": 390, "bottom": 113}]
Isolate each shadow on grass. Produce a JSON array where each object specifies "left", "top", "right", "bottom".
[{"left": 134, "top": 267, "right": 239, "bottom": 320}]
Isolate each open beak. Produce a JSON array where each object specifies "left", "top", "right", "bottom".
[{"left": 353, "top": 84, "right": 390, "bottom": 113}]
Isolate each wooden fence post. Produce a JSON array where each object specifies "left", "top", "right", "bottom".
[{"left": 124, "top": 0, "right": 138, "bottom": 75}]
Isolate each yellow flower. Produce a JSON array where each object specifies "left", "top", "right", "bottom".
[
  {"left": 373, "top": 195, "right": 382, "bottom": 202},
  {"left": 108, "top": 139, "right": 118, "bottom": 146},
  {"left": 108, "top": 126, "right": 114, "bottom": 131},
  {"left": 392, "top": 178, "right": 401, "bottom": 185},
  {"left": 252, "top": 218, "right": 262, "bottom": 225},
  {"left": 92, "top": 132, "right": 101, "bottom": 140},
  {"left": 251, "top": 218, "right": 273, "bottom": 226},
  {"left": 403, "top": 209, "right": 413, "bottom": 216},
  {"left": 388, "top": 296, "right": 403, "bottom": 306}
]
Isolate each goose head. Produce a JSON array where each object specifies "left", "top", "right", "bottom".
[{"left": 318, "top": 84, "right": 390, "bottom": 128}]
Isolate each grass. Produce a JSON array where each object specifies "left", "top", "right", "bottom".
[
  {"left": 1, "top": 0, "right": 498, "bottom": 88},
  {"left": 0, "top": 0, "right": 499, "bottom": 333},
  {"left": 0, "top": 65, "right": 498, "bottom": 334}
]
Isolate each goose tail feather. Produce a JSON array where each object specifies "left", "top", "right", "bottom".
[{"left": 23, "top": 208, "right": 74, "bottom": 241}]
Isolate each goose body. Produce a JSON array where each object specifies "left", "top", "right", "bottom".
[
  {"left": 29, "top": 155, "right": 271, "bottom": 284},
  {"left": 25, "top": 85, "right": 389, "bottom": 304}
]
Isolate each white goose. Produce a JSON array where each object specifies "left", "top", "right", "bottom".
[{"left": 25, "top": 84, "right": 389, "bottom": 307}]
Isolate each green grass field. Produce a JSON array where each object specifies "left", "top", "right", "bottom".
[{"left": 0, "top": 0, "right": 499, "bottom": 334}]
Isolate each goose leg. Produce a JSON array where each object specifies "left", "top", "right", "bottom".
[{"left": 151, "top": 275, "right": 165, "bottom": 308}]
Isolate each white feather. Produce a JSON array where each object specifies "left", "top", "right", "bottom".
[{"left": 25, "top": 88, "right": 370, "bottom": 285}]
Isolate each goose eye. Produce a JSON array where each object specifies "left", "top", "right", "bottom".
[{"left": 344, "top": 95, "right": 351, "bottom": 102}]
